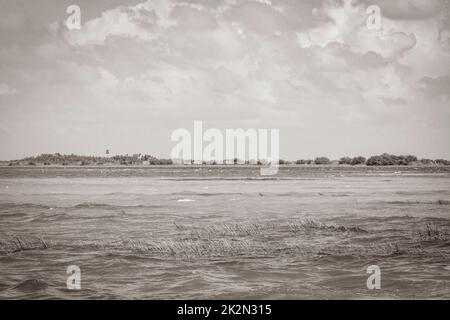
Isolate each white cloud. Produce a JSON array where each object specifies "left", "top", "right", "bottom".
[
  {"left": 296, "top": 0, "right": 418, "bottom": 60},
  {"left": 63, "top": 0, "right": 176, "bottom": 46},
  {"left": 0, "top": 0, "right": 449, "bottom": 159},
  {"left": 0, "top": 83, "right": 17, "bottom": 95}
]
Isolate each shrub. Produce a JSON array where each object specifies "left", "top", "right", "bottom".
[
  {"left": 435, "top": 159, "right": 450, "bottom": 165},
  {"left": 314, "top": 157, "right": 330, "bottom": 165},
  {"left": 367, "top": 153, "right": 417, "bottom": 166},
  {"left": 351, "top": 156, "right": 366, "bottom": 165},
  {"left": 161, "top": 159, "right": 173, "bottom": 165},
  {"left": 339, "top": 157, "right": 352, "bottom": 165},
  {"left": 405, "top": 155, "right": 417, "bottom": 163}
]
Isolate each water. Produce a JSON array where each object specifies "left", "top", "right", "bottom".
[{"left": 0, "top": 166, "right": 449, "bottom": 299}]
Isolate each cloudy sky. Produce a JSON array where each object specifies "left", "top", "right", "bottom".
[{"left": 0, "top": 0, "right": 449, "bottom": 160}]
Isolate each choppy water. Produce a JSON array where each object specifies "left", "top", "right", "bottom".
[{"left": 0, "top": 166, "right": 449, "bottom": 299}]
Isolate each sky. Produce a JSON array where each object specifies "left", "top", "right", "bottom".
[{"left": 0, "top": 0, "right": 449, "bottom": 160}]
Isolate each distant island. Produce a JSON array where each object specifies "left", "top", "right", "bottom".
[{"left": 1, "top": 153, "right": 449, "bottom": 167}]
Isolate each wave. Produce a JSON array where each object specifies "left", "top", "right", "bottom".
[
  {"left": 0, "top": 203, "right": 51, "bottom": 210},
  {"left": 171, "top": 191, "right": 244, "bottom": 197},
  {"left": 169, "top": 191, "right": 354, "bottom": 197},
  {"left": 71, "top": 202, "right": 146, "bottom": 210},
  {"left": 165, "top": 177, "right": 284, "bottom": 181},
  {"left": 385, "top": 200, "right": 450, "bottom": 205},
  {"left": 1, "top": 202, "right": 163, "bottom": 211},
  {"left": 13, "top": 279, "right": 49, "bottom": 292}
]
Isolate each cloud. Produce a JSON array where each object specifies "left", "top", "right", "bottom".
[
  {"left": 0, "top": 83, "right": 17, "bottom": 95},
  {"left": 296, "top": 0, "right": 418, "bottom": 60},
  {"left": 0, "top": 0, "right": 449, "bottom": 159},
  {"left": 63, "top": 0, "right": 175, "bottom": 45},
  {"left": 361, "top": 0, "right": 445, "bottom": 21},
  {"left": 419, "top": 75, "right": 450, "bottom": 98}
]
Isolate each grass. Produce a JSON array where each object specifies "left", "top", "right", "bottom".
[
  {"left": 2, "top": 220, "right": 447, "bottom": 260},
  {"left": 179, "top": 218, "right": 367, "bottom": 240},
  {"left": 0, "top": 235, "right": 48, "bottom": 254},
  {"left": 417, "top": 223, "right": 448, "bottom": 242}
]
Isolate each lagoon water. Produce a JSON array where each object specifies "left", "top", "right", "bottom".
[{"left": 0, "top": 166, "right": 449, "bottom": 299}]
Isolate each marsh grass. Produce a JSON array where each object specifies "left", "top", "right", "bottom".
[
  {"left": 181, "top": 217, "right": 367, "bottom": 239},
  {"left": 417, "top": 223, "right": 448, "bottom": 242},
  {"left": 181, "top": 218, "right": 367, "bottom": 240},
  {"left": 69, "top": 237, "right": 430, "bottom": 259},
  {"left": 0, "top": 235, "right": 48, "bottom": 254},
  {"left": 3, "top": 220, "right": 446, "bottom": 260}
]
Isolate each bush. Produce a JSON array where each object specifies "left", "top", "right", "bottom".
[
  {"left": 351, "top": 156, "right": 366, "bottom": 165},
  {"left": 314, "top": 157, "right": 330, "bottom": 165},
  {"left": 405, "top": 155, "right": 417, "bottom": 163},
  {"left": 339, "top": 157, "right": 352, "bottom": 165},
  {"left": 419, "top": 159, "right": 432, "bottom": 165},
  {"left": 435, "top": 159, "right": 450, "bottom": 165},
  {"left": 366, "top": 154, "right": 417, "bottom": 166}
]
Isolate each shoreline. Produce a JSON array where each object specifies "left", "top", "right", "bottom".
[{"left": 0, "top": 164, "right": 449, "bottom": 168}]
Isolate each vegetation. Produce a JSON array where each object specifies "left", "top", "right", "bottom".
[
  {"left": 0, "top": 235, "right": 48, "bottom": 254},
  {"left": 314, "top": 157, "right": 331, "bottom": 165},
  {"left": 338, "top": 156, "right": 366, "bottom": 165},
  {"left": 2, "top": 152, "right": 449, "bottom": 167},
  {"left": 339, "top": 157, "right": 352, "bottom": 165},
  {"left": 295, "top": 159, "right": 313, "bottom": 164},
  {"left": 351, "top": 156, "right": 366, "bottom": 165},
  {"left": 417, "top": 223, "right": 448, "bottom": 242},
  {"left": 6, "top": 153, "right": 173, "bottom": 166},
  {"left": 366, "top": 153, "right": 417, "bottom": 166},
  {"left": 435, "top": 159, "right": 450, "bottom": 165}
]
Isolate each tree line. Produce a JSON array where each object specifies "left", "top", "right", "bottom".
[
  {"left": 293, "top": 154, "right": 450, "bottom": 166},
  {"left": 5, "top": 153, "right": 450, "bottom": 166}
]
